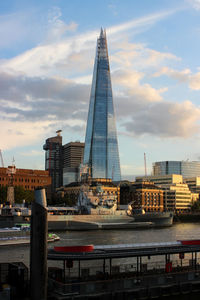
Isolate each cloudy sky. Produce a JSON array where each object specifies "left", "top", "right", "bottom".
[{"left": 1, "top": 0, "right": 200, "bottom": 179}]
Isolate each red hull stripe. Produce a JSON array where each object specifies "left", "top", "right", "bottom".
[
  {"left": 54, "top": 245, "right": 94, "bottom": 253},
  {"left": 180, "top": 240, "right": 200, "bottom": 245}
]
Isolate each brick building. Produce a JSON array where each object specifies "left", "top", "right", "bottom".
[
  {"left": 120, "top": 181, "right": 164, "bottom": 212},
  {"left": 0, "top": 167, "right": 51, "bottom": 199}
]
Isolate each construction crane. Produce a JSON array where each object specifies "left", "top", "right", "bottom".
[
  {"left": 144, "top": 153, "right": 147, "bottom": 177},
  {"left": 0, "top": 149, "right": 4, "bottom": 167}
]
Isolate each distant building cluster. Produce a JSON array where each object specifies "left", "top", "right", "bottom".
[
  {"left": 131, "top": 174, "right": 199, "bottom": 213},
  {"left": 43, "top": 131, "right": 84, "bottom": 193}
]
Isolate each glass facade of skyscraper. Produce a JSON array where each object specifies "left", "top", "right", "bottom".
[
  {"left": 83, "top": 29, "right": 121, "bottom": 181},
  {"left": 153, "top": 161, "right": 200, "bottom": 178}
]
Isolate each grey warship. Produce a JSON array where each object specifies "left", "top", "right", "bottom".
[{"left": 128, "top": 208, "right": 173, "bottom": 227}]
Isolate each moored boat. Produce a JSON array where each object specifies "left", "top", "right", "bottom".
[{"left": 0, "top": 226, "right": 60, "bottom": 245}]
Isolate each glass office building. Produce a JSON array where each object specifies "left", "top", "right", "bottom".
[
  {"left": 83, "top": 29, "right": 121, "bottom": 181},
  {"left": 153, "top": 161, "right": 200, "bottom": 178}
]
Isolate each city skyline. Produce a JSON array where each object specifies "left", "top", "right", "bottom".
[{"left": 1, "top": 0, "right": 200, "bottom": 179}]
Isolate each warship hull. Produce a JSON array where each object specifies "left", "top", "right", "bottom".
[
  {"left": 48, "top": 212, "right": 173, "bottom": 230},
  {"left": 132, "top": 212, "right": 173, "bottom": 227},
  {"left": 0, "top": 212, "right": 173, "bottom": 230}
]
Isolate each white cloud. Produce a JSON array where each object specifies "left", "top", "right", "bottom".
[
  {"left": 187, "top": 0, "right": 200, "bottom": 10},
  {"left": 153, "top": 66, "right": 191, "bottom": 81},
  {"left": 0, "top": 6, "right": 199, "bottom": 154},
  {"left": 0, "top": 9, "right": 177, "bottom": 77},
  {"left": 0, "top": 72, "right": 89, "bottom": 121},
  {"left": 189, "top": 72, "right": 200, "bottom": 90},
  {"left": 0, "top": 120, "right": 54, "bottom": 150},
  {"left": 152, "top": 66, "right": 200, "bottom": 91},
  {"left": 109, "top": 67, "right": 200, "bottom": 138},
  {"left": 120, "top": 100, "right": 200, "bottom": 138},
  {"left": 46, "top": 7, "right": 78, "bottom": 42},
  {"left": 20, "top": 150, "right": 43, "bottom": 157},
  {"left": 107, "top": 9, "right": 177, "bottom": 36},
  {"left": 110, "top": 40, "right": 179, "bottom": 77},
  {"left": 112, "top": 69, "right": 166, "bottom": 104}
]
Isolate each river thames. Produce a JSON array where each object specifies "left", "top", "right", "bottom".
[{"left": 1, "top": 222, "right": 200, "bottom": 268}]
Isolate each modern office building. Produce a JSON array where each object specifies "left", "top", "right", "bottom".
[
  {"left": 63, "top": 142, "right": 85, "bottom": 186},
  {"left": 83, "top": 29, "right": 121, "bottom": 181},
  {"left": 184, "top": 177, "right": 200, "bottom": 197},
  {"left": 136, "top": 174, "right": 183, "bottom": 185},
  {"left": 153, "top": 161, "right": 200, "bottom": 178},
  {"left": 160, "top": 183, "right": 198, "bottom": 212},
  {"left": 43, "top": 130, "right": 63, "bottom": 192},
  {"left": 63, "top": 142, "right": 84, "bottom": 168}
]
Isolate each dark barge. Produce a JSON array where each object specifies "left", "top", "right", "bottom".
[{"left": 47, "top": 240, "right": 200, "bottom": 299}]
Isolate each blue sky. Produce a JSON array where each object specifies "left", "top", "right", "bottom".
[{"left": 1, "top": 0, "right": 200, "bottom": 179}]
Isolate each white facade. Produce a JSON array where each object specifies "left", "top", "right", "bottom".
[{"left": 160, "top": 183, "right": 197, "bottom": 212}]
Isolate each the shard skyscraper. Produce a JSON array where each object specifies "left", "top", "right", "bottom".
[{"left": 83, "top": 29, "right": 121, "bottom": 181}]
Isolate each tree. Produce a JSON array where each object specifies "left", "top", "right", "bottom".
[
  {"left": 0, "top": 185, "right": 34, "bottom": 204},
  {"left": 0, "top": 186, "right": 7, "bottom": 203},
  {"left": 14, "top": 186, "right": 34, "bottom": 204},
  {"left": 191, "top": 200, "right": 200, "bottom": 211}
]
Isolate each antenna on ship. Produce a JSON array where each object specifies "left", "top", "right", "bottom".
[{"left": 144, "top": 153, "right": 147, "bottom": 177}]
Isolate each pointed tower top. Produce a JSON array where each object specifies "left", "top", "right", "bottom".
[{"left": 100, "top": 28, "right": 106, "bottom": 38}]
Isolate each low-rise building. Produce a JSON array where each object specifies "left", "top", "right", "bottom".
[
  {"left": 120, "top": 181, "right": 164, "bottom": 212},
  {"left": 0, "top": 167, "right": 51, "bottom": 199},
  {"left": 184, "top": 177, "right": 200, "bottom": 198},
  {"left": 160, "top": 183, "right": 198, "bottom": 213}
]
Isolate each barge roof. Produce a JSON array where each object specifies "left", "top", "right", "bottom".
[{"left": 48, "top": 241, "right": 200, "bottom": 261}]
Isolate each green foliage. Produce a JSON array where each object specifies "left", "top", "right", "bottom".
[
  {"left": 14, "top": 186, "right": 34, "bottom": 204},
  {"left": 191, "top": 200, "right": 200, "bottom": 211},
  {"left": 48, "top": 193, "right": 77, "bottom": 207},
  {"left": 0, "top": 186, "right": 7, "bottom": 203},
  {"left": 48, "top": 193, "right": 63, "bottom": 206},
  {"left": 63, "top": 193, "right": 77, "bottom": 207}
]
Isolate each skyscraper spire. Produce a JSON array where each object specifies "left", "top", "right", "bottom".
[
  {"left": 83, "top": 29, "right": 121, "bottom": 181},
  {"left": 100, "top": 27, "right": 104, "bottom": 38}
]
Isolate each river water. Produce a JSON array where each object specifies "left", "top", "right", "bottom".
[{"left": 1, "top": 222, "right": 200, "bottom": 268}]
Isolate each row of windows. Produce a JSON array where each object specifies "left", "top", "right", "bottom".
[
  {"left": 0, "top": 184, "right": 45, "bottom": 189},
  {"left": 143, "top": 202, "right": 161, "bottom": 206},
  {"left": 0, "top": 177, "right": 48, "bottom": 183},
  {"left": 165, "top": 196, "right": 191, "bottom": 200}
]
